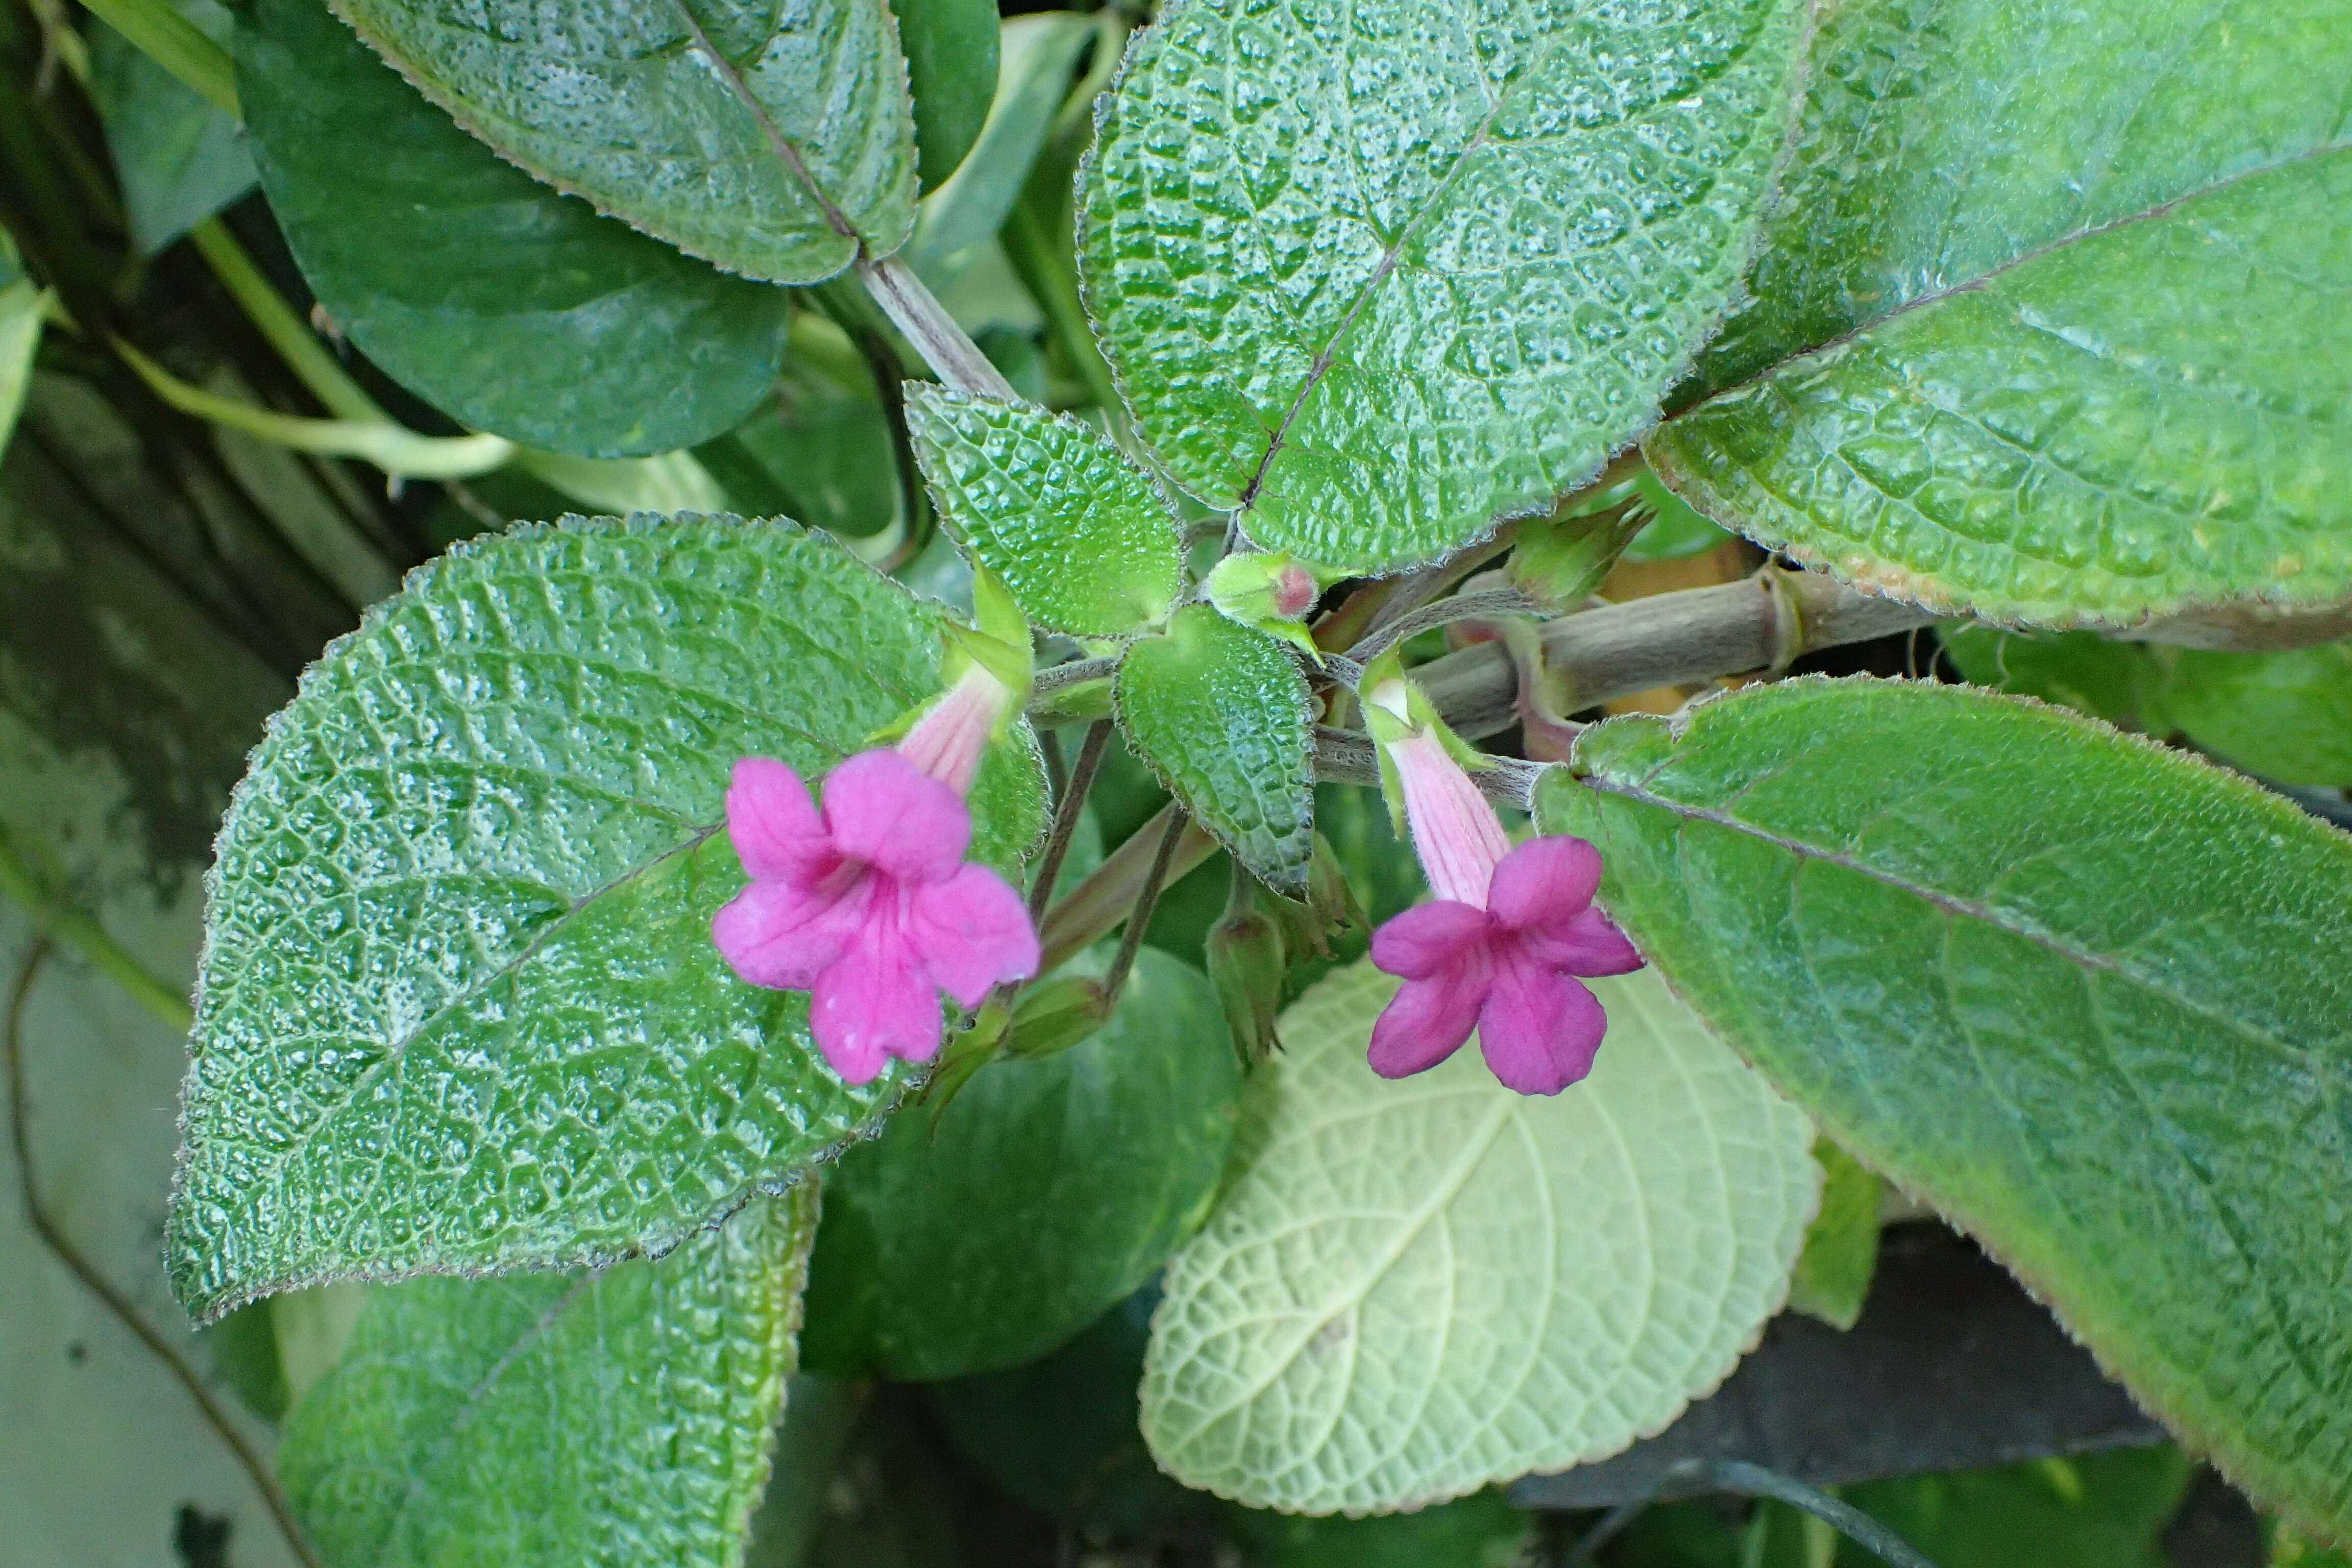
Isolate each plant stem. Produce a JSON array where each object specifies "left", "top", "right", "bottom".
[
  {"left": 1694, "top": 1461, "right": 1942, "bottom": 1568},
  {"left": 1100, "top": 807, "right": 1187, "bottom": 1006},
  {"left": 1027, "top": 720, "right": 1113, "bottom": 924},
  {"left": 1346, "top": 584, "right": 1543, "bottom": 664},
  {"left": 1036, "top": 804, "right": 1218, "bottom": 975},
  {"left": 77, "top": 0, "right": 237, "bottom": 117},
  {"left": 856, "top": 253, "right": 1019, "bottom": 402},
  {"left": 0, "top": 824, "right": 191, "bottom": 1030},
  {"left": 189, "top": 220, "right": 382, "bottom": 423}
]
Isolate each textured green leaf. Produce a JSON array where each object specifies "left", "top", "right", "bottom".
[
  {"left": 89, "top": 0, "right": 256, "bottom": 254},
  {"left": 1649, "top": 0, "right": 2352, "bottom": 627},
  {"left": 281, "top": 1188, "right": 817, "bottom": 1568},
  {"left": 1141, "top": 961, "right": 1817, "bottom": 1514},
  {"left": 1116, "top": 606, "right": 1314, "bottom": 895},
  {"left": 1785, "top": 1138, "right": 1882, "bottom": 1332},
  {"left": 240, "top": 0, "right": 790, "bottom": 458},
  {"left": 168, "top": 514, "right": 1044, "bottom": 1320},
  {"left": 1537, "top": 676, "right": 2352, "bottom": 1540},
  {"left": 905, "top": 386, "right": 1183, "bottom": 636},
  {"left": 892, "top": 0, "right": 997, "bottom": 193},
  {"left": 800, "top": 948, "right": 1237, "bottom": 1381},
  {"left": 327, "top": 0, "right": 916, "bottom": 283},
  {"left": 1078, "top": 0, "right": 1810, "bottom": 574},
  {"left": 2161, "top": 643, "right": 2352, "bottom": 788}
]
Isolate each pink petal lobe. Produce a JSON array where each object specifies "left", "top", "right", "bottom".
[
  {"left": 712, "top": 873, "right": 871, "bottom": 990},
  {"left": 822, "top": 749, "right": 970, "bottom": 881},
  {"left": 1517, "top": 905, "right": 1646, "bottom": 977},
  {"left": 725, "top": 757, "right": 834, "bottom": 883},
  {"left": 909, "top": 864, "right": 1040, "bottom": 1008},
  {"left": 1478, "top": 951, "right": 1607, "bottom": 1096},
  {"left": 1486, "top": 835, "right": 1603, "bottom": 930},
  {"left": 1367, "top": 948, "right": 1491, "bottom": 1080},
  {"left": 1369, "top": 900, "right": 1492, "bottom": 981},
  {"left": 810, "top": 913, "right": 944, "bottom": 1083}
]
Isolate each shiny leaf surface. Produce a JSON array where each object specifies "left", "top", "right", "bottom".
[
  {"left": 1539, "top": 676, "right": 2352, "bottom": 1539},
  {"left": 1141, "top": 961, "right": 1816, "bottom": 1513},
  {"left": 169, "top": 514, "right": 1044, "bottom": 1320},
  {"left": 1079, "top": 0, "right": 1810, "bottom": 573}
]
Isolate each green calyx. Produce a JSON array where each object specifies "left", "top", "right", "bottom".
[{"left": 1202, "top": 551, "right": 1332, "bottom": 663}]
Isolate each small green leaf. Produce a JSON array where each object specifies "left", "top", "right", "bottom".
[
  {"left": 1786, "top": 1138, "right": 1883, "bottom": 1332},
  {"left": 905, "top": 386, "right": 1183, "bottom": 636},
  {"left": 240, "top": 0, "right": 790, "bottom": 458},
  {"left": 281, "top": 1189, "right": 817, "bottom": 1568},
  {"left": 1652, "top": 0, "right": 2352, "bottom": 627},
  {"left": 800, "top": 948, "right": 1238, "bottom": 1381},
  {"left": 1115, "top": 606, "right": 1314, "bottom": 895},
  {"left": 1080, "top": 0, "right": 1811, "bottom": 573},
  {"left": 2160, "top": 642, "right": 2352, "bottom": 787},
  {"left": 1539, "top": 676, "right": 2352, "bottom": 1540},
  {"left": 168, "top": 514, "right": 1044, "bottom": 1320},
  {"left": 89, "top": 0, "right": 255, "bottom": 254},
  {"left": 1141, "top": 961, "right": 1817, "bottom": 1514},
  {"left": 327, "top": 0, "right": 916, "bottom": 283},
  {"left": 891, "top": 0, "right": 997, "bottom": 193}
]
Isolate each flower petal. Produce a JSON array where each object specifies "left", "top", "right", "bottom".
[
  {"left": 1486, "top": 835, "right": 1603, "bottom": 930},
  {"left": 1517, "top": 905, "right": 1646, "bottom": 977},
  {"left": 822, "top": 749, "right": 971, "bottom": 881},
  {"left": 712, "top": 873, "right": 871, "bottom": 990},
  {"left": 1367, "top": 949, "right": 1490, "bottom": 1080},
  {"left": 725, "top": 757, "right": 834, "bottom": 883},
  {"left": 1369, "top": 900, "right": 1492, "bottom": 981},
  {"left": 1477, "top": 951, "right": 1607, "bottom": 1096},
  {"left": 810, "top": 913, "right": 944, "bottom": 1083},
  {"left": 909, "top": 863, "right": 1040, "bottom": 1008}
]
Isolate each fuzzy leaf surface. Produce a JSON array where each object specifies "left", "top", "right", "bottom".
[
  {"left": 1115, "top": 606, "right": 1314, "bottom": 895},
  {"left": 241, "top": 0, "right": 790, "bottom": 458},
  {"left": 1079, "top": 0, "right": 1810, "bottom": 573},
  {"left": 327, "top": 0, "right": 915, "bottom": 282},
  {"left": 906, "top": 387, "right": 1183, "bottom": 636},
  {"left": 281, "top": 1189, "right": 816, "bottom": 1568},
  {"left": 169, "top": 514, "right": 1043, "bottom": 1319},
  {"left": 1538, "top": 676, "right": 2352, "bottom": 1539},
  {"left": 1649, "top": 0, "right": 2352, "bottom": 626},
  {"left": 1141, "top": 962, "right": 1816, "bottom": 1513}
]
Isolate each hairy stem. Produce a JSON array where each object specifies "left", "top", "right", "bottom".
[
  {"left": 1027, "top": 720, "right": 1114, "bottom": 924},
  {"left": 857, "top": 254, "right": 1019, "bottom": 403},
  {"left": 1037, "top": 804, "right": 1218, "bottom": 975}
]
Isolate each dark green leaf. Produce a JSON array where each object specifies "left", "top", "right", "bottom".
[
  {"left": 281, "top": 1190, "right": 818, "bottom": 1568},
  {"left": 1539, "top": 676, "right": 2352, "bottom": 1539},
  {"left": 89, "top": 0, "right": 256, "bottom": 254},
  {"left": 1221, "top": 1490, "right": 1533, "bottom": 1568},
  {"left": 1835, "top": 1447, "right": 2193, "bottom": 1568},
  {"left": 169, "top": 514, "right": 1044, "bottom": 1319},
  {"left": 240, "top": 0, "right": 791, "bottom": 458},
  {"left": 328, "top": 0, "right": 916, "bottom": 282},
  {"left": 1079, "top": 0, "right": 1811, "bottom": 573},
  {"left": 800, "top": 948, "right": 1238, "bottom": 1380},
  {"left": 891, "top": 0, "right": 997, "bottom": 193},
  {"left": 1115, "top": 606, "right": 1314, "bottom": 894}
]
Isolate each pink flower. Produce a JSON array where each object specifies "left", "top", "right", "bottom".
[
  {"left": 1366, "top": 692, "right": 1643, "bottom": 1095},
  {"left": 711, "top": 670, "right": 1038, "bottom": 1086}
]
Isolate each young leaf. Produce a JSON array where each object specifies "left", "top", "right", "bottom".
[
  {"left": 1537, "top": 676, "right": 2352, "bottom": 1541},
  {"left": 799, "top": 948, "right": 1237, "bottom": 1381},
  {"left": 2160, "top": 643, "right": 2352, "bottom": 788},
  {"left": 326, "top": 0, "right": 916, "bottom": 282},
  {"left": 239, "top": 0, "right": 792, "bottom": 458},
  {"left": 280, "top": 1188, "right": 817, "bottom": 1568},
  {"left": 168, "top": 514, "right": 1044, "bottom": 1320},
  {"left": 1649, "top": 0, "right": 2352, "bottom": 627},
  {"left": 1079, "top": 0, "right": 1811, "bottom": 574},
  {"left": 904, "top": 386, "right": 1183, "bottom": 636},
  {"left": 1141, "top": 961, "right": 1817, "bottom": 1514},
  {"left": 1115, "top": 606, "right": 1314, "bottom": 895},
  {"left": 891, "top": 0, "right": 998, "bottom": 193}
]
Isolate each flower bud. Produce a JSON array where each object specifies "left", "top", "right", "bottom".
[
  {"left": 1003, "top": 975, "right": 1114, "bottom": 1059},
  {"left": 1207, "top": 871, "right": 1291, "bottom": 1065},
  {"left": 1203, "top": 551, "right": 1330, "bottom": 660}
]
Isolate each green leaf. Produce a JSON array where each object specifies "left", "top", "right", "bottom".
[
  {"left": 1078, "top": 0, "right": 1810, "bottom": 574},
  {"left": 905, "top": 386, "right": 1183, "bottom": 636},
  {"left": 1785, "top": 1137, "right": 1882, "bottom": 1332},
  {"left": 1115, "top": 606, "right": 1315, "bottom": 895},
  {"left": 1537, "top": 676, "right": 2352, "bottom": 1540},
  {"left": 88, "top": 0, "right": 256, "bottom": 254},
  {"left": 327, "top": 0, "right": 916, "bottom": 283},
  {"left": 1836, "top": 1447, "right": 2193, "bottom": 1568},
  {"left": 1937, "top": 626, "right": 2166, "bottom": 729},
  {"left": 2161, "top": 643, "right": 2352, "bottom": 787},
  {"left": 281, "top": 1188, "right": 817, "bottom": 1568},
  {"left": 800, "top": 948, "right": 1238, "bottom": 1381},
  {"left": 1649, "top": 0, "right": 2352, "bottom": 627},
  {"left": 0, "top": 278, "right": 42, "bottom": 457},
  {"left": 1621, "top": 471, "right": 1734, "bottom": 566},
  {"left": 1140, "top": 961, "right": 1817, "bottom": 1514},
  {"left": 239, "top": 0, "right": 790, "bottom": 458},
  {"left": 892, "top": 0, "right": 997, "bottom": 193},
  {"left": 1221, "top": 1491, "right": 1534, "bottom": 1567},
  {"left": 168, "top": 514, "right": 1045, "bottom": 1320}
]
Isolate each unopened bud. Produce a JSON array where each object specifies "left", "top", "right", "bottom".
[
  {"left": 1004, "top": 976, "right": 1113, "bottom": 1059},
  {"left": 1204, "top": 552, "right": 1329, "bottom": 661},
  {"left": 1508, "top": 502, "right": 1648, "bottom": 614},
  {"left": 1207, "top": 890, "right": 1288, "bottom": 1067}
]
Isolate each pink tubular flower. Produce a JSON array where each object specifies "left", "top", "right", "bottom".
[
  {"left": 711, "top": 668, "right": 1039, "bottom": 1086},
  {"left": 1366, "top": 684, "right": 1644, "bottom": 1095}
]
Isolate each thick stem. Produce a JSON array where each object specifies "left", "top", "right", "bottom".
[
  {"left": 1100, "top": 808, "right": 1188, "bottom": 1006},
  {"left": 1036, "top": 804, "right": 1218, "bottom": 975},
  {"left": 1027, "top": 720, "right": 1113, "bottom": 924},
  {"left": 857, "top": 254, "right": 1019, "bottom": 402}
]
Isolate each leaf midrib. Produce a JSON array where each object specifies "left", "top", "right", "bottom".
[{"left": 666, "top": 0, "right": 860, "bottom": 244}]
